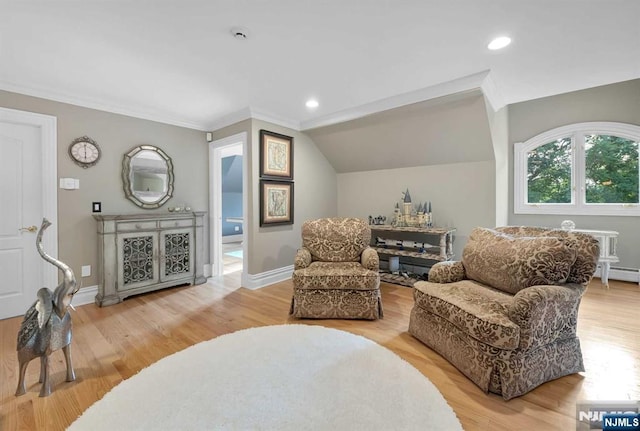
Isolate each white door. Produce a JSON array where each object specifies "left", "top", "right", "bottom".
[{"left": 0, "top": 108, "right": 57, "bottom": 320}]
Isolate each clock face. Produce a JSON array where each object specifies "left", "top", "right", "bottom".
[{"left": 69, "top": 136, "right": 101, "bottom": 168}]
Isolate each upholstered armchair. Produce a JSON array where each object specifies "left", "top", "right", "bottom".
[
  {"left": 290, "top": 217, "right": 383, "bottom": 320},
  {"left": 409, "top": 226, "right": 599, "bottom": 400}
]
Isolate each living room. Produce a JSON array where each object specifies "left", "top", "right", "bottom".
[{"left": 1, "top": 2, "right": 639, "bottom": 430}]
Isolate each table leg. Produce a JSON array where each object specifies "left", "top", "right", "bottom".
[
  {"left": 601, "top": 262, "right": 610, "bottom": 289},
  {"left": 439, "top": 235, "right": 446, "bottom": 259}
]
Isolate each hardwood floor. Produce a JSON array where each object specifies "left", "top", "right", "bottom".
[{"left": 0, "top": 277, "right": 638, "bottom": 430}]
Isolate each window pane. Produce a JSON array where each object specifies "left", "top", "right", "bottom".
[
  {"left": 585, "top": 134, "right": 639, "bottom": 204},
  {"left": 527, "top": 137, "right": 572, "bottom": 203}
]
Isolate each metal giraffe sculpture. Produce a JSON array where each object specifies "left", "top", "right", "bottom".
[{"left": 15, "top": 218, "right": 79, "bottom": 397}]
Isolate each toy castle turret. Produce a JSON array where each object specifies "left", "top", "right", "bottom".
[{"left": 391, "top": 189, "right": 433, "bottom": 228}]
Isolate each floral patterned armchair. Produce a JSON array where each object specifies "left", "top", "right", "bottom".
[
  {"left": 290, "top": 217, "right": 382, "bottom": 320},
  {"left": 409, "top": 226, "right": 599, "bottom": 400}
]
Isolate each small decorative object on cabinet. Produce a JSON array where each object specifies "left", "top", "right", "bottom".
[
  {"left": 391, "top": 189, "right": 433, "bottom": 228},
  {"left": 94, "top": 212, "right": 206, "bottom": 306},
  {"left": 370, "top": 225, "right": 455, "bottom": 287}
]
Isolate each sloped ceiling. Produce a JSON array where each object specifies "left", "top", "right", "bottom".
[{"left": 306, "top": 91, "right": 493, "bottom": 173}]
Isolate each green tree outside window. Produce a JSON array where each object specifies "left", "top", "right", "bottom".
[
  {"left": 585, "top": 135, "right": 639, "bottom": 204},
  {"left": 527, "top": 138, "right": 572, "bottom": 203}
]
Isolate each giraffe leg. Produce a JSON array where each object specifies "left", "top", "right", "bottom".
[
  {"left": 39, "top": 355, "right": 51, "bottom": 397},
  {"left": 63, "top": 345, "right": 76, "bottom": 382},
  {"left": 15, "top": 360, "right": 29, "bottom": 396},
  {"left": 39, "top": 356, "right": 45, "bottom": 383}
]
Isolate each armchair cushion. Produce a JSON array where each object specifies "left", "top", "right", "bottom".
[
  {"left": 302, "top": 218, "right": 370, "bottom": 262},
  {"left": 462, "top": 227, "right": 577, "bottom": 295},
  {"left": 292, "top": 262, "right": 380, "bottom": 291},
  {"left": 414, "top": 280, "right": 520, "bottom": 350},
  {"left": 496, "top": 226, "right": 600, "bottom": 285},
  {"left": 428, "top": 261, "right": 466, "bottom": 283}
]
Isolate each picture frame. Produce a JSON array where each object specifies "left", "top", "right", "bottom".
[
  {"left": 259, "top": 129, "right": 293, "bottom": 180},
  {"left": 260, "top": 180, "right": 294, "bottom": 226}
]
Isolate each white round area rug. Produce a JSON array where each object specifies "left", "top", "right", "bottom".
[{"left": 69, "top": 324, "right": 463, "bottom": 431}]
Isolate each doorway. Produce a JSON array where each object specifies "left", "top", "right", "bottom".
[
  {"left": 209, "top": 132, "right": 248, "bottom": 284},
  {"left": 0, "top": 108, "right": 58, "bottom": 319}
]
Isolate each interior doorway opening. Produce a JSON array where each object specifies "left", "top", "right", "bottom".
[{"left": 209, "top": 132, "right": 248, "bottom": 284}]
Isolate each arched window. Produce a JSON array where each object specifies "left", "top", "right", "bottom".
[{"left": 514, "top": 122, "right": 640, "bottom": 215}]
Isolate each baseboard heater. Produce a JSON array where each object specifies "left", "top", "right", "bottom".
[{"left": 594, "top": 266, "right": 640, "bottom": 285}]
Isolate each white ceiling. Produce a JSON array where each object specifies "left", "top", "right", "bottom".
[{"left": 1, "top": 1, "right": 639, "bottom": 131}]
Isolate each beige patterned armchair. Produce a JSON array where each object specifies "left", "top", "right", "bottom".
[
  {"left": 409, "top": 226, "right": 599, "bottom": 400},
  {"left": 290, "top": 218, "right": 383, "bottom": 320}
]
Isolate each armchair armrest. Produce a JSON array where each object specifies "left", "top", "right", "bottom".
[
  {"left": 428, "top": 261, "right": 466, "bottom": 283},
  {"left": 361, "top": 247, "right": 379, "bottom": 271},
  {"left": 508, "top": 283, "right": 586, "bottom": 350},
  {"left": 294, "top": 247, "right": 312, "bottom": 270}
]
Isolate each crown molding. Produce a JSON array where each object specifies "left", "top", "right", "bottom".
[
  {"left": 300, "top": 70, "right": 493, "bottom": 131},
  {"left": 207, "top": 106, "right": 301, "bottom": 132},
  {"left": 2, "top": 71, "right": 506, "bottom": 134},
  {"left": 480, "top": 72, "right": 506, "bottom": 112},
  {"left": 249, "top": 107, "right": 301, "bottom": 131},
  {"left": 0, "top": 80, "right": 207, "bottom": 131},
  {"left": 206, "top": 107, "right": 253, "bottom": 132}
]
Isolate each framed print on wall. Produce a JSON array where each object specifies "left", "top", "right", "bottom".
[
  {"left": 259, "top": 129, "right": 293, "bottom": 180},
  {"left": 260, "top": 180, "right": 294, "bottom": 226}
]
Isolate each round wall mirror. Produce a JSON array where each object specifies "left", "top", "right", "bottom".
[{"left": 122, "top": 145, "right": 174, "bottom": 209}]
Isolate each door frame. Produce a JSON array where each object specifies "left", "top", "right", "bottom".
[
  {"left": 208, "top": 132, "right": 248, "bottom": 285},
  {"left": 0, "top": 107, "right": 58, "bottom": 293}
]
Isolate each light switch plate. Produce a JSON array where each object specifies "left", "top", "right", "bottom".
[
  {"left": 81, "top": 265, "right": 91, "bottom": 277},
  {"left": 59, "top": 178, "right": 80, "bottom": 190}
]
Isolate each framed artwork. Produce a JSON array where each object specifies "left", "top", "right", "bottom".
[
  {"left": 260, "top": 180, "right": 294, "bottom": 226},
  {"left": 259, "top": 129, "right": 293, "bottom": 180}
]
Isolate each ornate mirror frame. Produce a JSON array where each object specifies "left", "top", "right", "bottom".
[{"left": 122, "top": 145, "right": 174, "bottom": 209}]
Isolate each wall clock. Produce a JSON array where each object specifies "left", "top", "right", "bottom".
[{"left": 69, "top": 136, "right": 101, "bottom": 168}]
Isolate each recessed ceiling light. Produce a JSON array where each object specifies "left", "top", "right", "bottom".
[
  {"left": 488, "top": 36, "right": 511, "bottom": 50},
  {"left": 305, "top": 99, "right": 319, "bottom": 109}
]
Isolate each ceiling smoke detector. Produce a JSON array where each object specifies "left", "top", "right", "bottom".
[{"left": 231, "top": 27, "right": 249, "bottom": 40}]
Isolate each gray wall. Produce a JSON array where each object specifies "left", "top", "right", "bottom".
[
  {"left": 337, "top": 161, "right": 495, "bottom": 259},
  {"left": 211, "top": 119, "right": 338, "bottom": 275},
  {"left": 250, "top": 120, "right": 337, "bottom": 274},
  {"left": 509, "top": 79, "right": 640, "bottom": 268},
  {"left": 0, "top": 90, "right": 209, "bottom": 290},
  {"left": 326, "top": 92, "right": 496, "bottom": 260}
]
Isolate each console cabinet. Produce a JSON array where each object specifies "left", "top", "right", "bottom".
[
  {"left": 94, "top": 212, "right": 206, "bottom": 306},
  {"left": 370, "top": 225, "right": 456, "bottom": 287}
]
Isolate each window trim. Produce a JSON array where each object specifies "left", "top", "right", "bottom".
[{"left": 514, "top": 122, "right": 640, "bottom": 216}]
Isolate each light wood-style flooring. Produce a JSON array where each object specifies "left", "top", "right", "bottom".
[{"left": 0, "top": 276, "right": 638, "bottom": 430}]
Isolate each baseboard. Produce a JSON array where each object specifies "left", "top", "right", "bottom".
[
  {"left": 594, "top": 266, "right": 640, "bottom": 284},
  {"left": 244, "top": 265, "right": 293, "bottom": 290},
  {"left": 72, "top": 285, "right": 98, "bottom": 306},
  {"left": 222, "top": 235, "right": 243, "bottom": 244}
]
